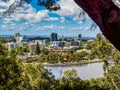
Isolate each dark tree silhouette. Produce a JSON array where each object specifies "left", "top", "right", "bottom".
[
  {"left": 37, "top": 0, "right": 60, "bottom": 11},
  {"left": 35, "top": 41, "right": 40, "bottom": 55},
  {"left": 74, "top": 0, "right": 120, "bottom": 51}
]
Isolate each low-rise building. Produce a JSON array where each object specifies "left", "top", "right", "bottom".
[
  {"left": 7, "top": 42, "right": 18, "bottom": 51},
  {"left": 28, "top": 42, "right": 45, "bottom": 54},
  {"left": 29, "top": 43, "right": 36, "bottom": 54},
  {"left": 50, "top": 41, "right": 65, "bottom": 49},
  {"left": 52, "top": 49, "right": 70, "bottom": 53},
  {"left": 70, "top": 41, "right": 80, "bottom": 46}
]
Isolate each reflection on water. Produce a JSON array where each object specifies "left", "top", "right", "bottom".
[{"left": 44, "top": 62, "right": 104, "bottom": 80}]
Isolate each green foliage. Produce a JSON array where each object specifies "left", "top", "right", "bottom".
[
  {"left": 0, "top": 38, "right": 6, "bottom": 43},
  {"left": 102, "top": 58, "right": 109, "bottom": 73},
  {"left": 0, "top": 43, "right": 8, "bottom": 56},
  {"left": 96, "top": 33, "right": 103, "bottom": 41},
  {"left": 1, "top": 33, "right": 120, "bottom": 90},
  {"left": 86, "top": 41, "right": 96, "bottom": 50},
  {"left": 79, "top": 42, "right": 86, "bottom": 49},
  {"left": 41, "top": 48, "right": 50, "bottom": 55},
  {"left": 23, "top": 63, "right": 55, "bottom": 89},
  {"left": 105, "top": 65, "right": 120, "bottom": 90},
  {"left": 112, "top": 49, "right": 120, "bottom": 64},
  {"left": 9, "top": 49, "right": 17, "bottom": 56},
  {"left": 63, "top": 69, "right": 78, "bottom": 80},
  {"left": 59, "top": 69, "right": 87, "bottom": 90},
  {"left": 9, "top": 46, "right": 29, "bottom": 56},
  {"left": 39, "top": 49, "right": 88, "bottom": 63},
  {"left": 1, "top": 40, "right": 120, "bottom": 90},
  {"left": 0, "top": 57, "right": 23, "bottom": 89},
  {"left": 0, "top": 43, "right": 23, "bottom": 89},
  {"left": 68, "top": 48, "right": 77, "bottom": 54},
  {"left": 87, "top": 34, "right": 113, "bottom": 60}
]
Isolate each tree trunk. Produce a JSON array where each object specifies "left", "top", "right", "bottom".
[{"left": 74, "top": 0, "right": 120, "bottom": 51}]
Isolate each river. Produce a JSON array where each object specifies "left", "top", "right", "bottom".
[{"left": 44, "top": 62, "right": 104, "bottom": 80}]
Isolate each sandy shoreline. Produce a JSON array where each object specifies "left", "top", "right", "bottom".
[{"left": 43, "top": 59, "right": 102, "bottom": 66}]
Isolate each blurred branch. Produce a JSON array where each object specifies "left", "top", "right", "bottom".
[{"left": 37, "top": 0, "right": 60, "bottom": 11}]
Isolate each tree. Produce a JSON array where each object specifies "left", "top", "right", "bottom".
[
  {"left": 112, "top": 49, "right": 120, "bottom": 64},
  {"left": 59, "top": 69, "right": 83, "bottom": 90},
  {"left": 74, "top": 0, "right": 120, "bottom": 51},
  {"left": 35, "top": 41, "right": 40, "bottom": 55},
  {"left": 63, "top": 69, "right": 78, "bottom": 80},
  {"left": 0, "top": 38, "right": 6, "bottom": 43},
  {"left": 0, "top": 43, "right": 23, "bottom": 89},
  {"left": 23, "top": 64, "right": 56, "bottom": 89},
  {"left": 105, "top": 65, "right": 120, "bottom": 89},
  {"left": 88, "top": 34, "right": 113, "bottom": 60},
  {"left": 37, "top": 0, "right": 60, "bottom": 11}
]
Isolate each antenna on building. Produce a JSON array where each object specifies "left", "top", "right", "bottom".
[{"left": 60, "top": 27, "right": 64, "bottom": 42}]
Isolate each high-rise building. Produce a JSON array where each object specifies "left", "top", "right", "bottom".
[
  {"left": 78, "top": 34, "right": 82, "bottom": 39},
  {"left": 14, "top": 32, "right": 23, "bottom": 45},
  {"left": 50, "top": 33, "right": 58, "bottom": 41},
  {"left": 15, "top": 32, "right": 20, "bottom": 37}
]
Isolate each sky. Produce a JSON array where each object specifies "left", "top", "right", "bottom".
[{"left": 0, "top": 0, "right": 102, "bottom": 37}]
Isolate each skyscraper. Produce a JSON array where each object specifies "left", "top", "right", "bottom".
[
  {"left": 50, "top": 33, "right": 58, "bottom": 41},
  {"left": 15, "top": 32, "right": 20, "bottom": 37},
  {"left": 78, "top": 34, "right": 82, "bottom": 39}
]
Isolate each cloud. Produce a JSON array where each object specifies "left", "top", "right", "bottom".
[
  {"left": 84, "top": 26, "right": 90, "bottom": 31},
  {"left": 42, "top": 24, "right": 55, "bottom": 29},
  {"left": 54, "top": 0, "right": 82, "bottom": 17},
  {"left": 60, "top": 26, "right": 65, "bottom": 29},
  {"left": 0, "top": 0, "right": 59, "bottom": 22},
  {"left": 1, "top": 24, "right": 7, "bottom": 28},
  {"left": 0, "top": 0, "right": 100, "bottom": 36},
  {"left": 45, "top": 17, "right": 59, "bottom": 21},
  {"left": 113, "top": 0, "right": 120, "bottom": 7},
  {"left": 71, "top": 27, "right": 83, "bottom": 30},
  {"left": 4, "top": 6, "right": 49, "bottom": 22},
  {"left": 0, "top": 0, "right": 15, "bottom": 12},
  {"left": 52, "top": 0, "right": 89, "bottom": 25},
  {"left": 60, "top": 17, "right": 65, "bottom": 23},
  {"left": 0, "top": 0, "right": 87, "bottom": 23},
  {"left": 78, "top": 21, "right": 83, "bottom": 24},
  {"left": 73, "top": 16, "right": 80, "bottom": 21}
]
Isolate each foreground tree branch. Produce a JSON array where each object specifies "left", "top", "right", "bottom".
[{"left": 74, "top": 0, "right": 120, "bottom": 51}]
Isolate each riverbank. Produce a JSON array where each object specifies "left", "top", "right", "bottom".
[{"left": 43, "top": 59, "right": 102, "bottom": 66}]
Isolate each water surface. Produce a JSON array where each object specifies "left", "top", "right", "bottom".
[{"left": 44, "top": 62, "right": 104, "bottom": 80}]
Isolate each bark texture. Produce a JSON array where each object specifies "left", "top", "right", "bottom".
[{"left": 74, "top": 0, "right": 120, "bottom": 51}]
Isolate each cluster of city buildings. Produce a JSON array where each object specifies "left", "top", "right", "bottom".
[
  {"left": 6, "top": 32, "right": 95, "bottom": 54},
  {"left": 50, "top": 33, "right": 82, "bottom": 49}
]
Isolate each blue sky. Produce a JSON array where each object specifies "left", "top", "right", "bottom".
[{"left": 0, "top": 0, "right": 101, "bottom": 37}]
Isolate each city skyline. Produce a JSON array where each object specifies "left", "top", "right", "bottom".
[
  {"left": 0, "top": 0, "right": 101, "bottom": 37},
  {"left": 0, "top": 32, "right": 96, "bottom": 38}
]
